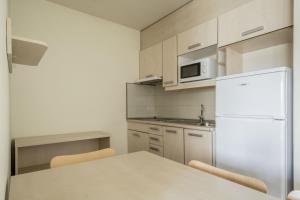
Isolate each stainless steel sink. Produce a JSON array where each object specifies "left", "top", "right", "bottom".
[{"left": 130, "top": 117, "right": 215, "bottom": 127}]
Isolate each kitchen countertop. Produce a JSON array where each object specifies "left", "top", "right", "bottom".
[{"left": 127, "top": 118, "right": 215, "bottom": 131}]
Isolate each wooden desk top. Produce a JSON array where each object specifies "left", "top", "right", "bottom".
[
  {"left": 14, "top": 131, "right": 110, "bottom": 147},
  {"left": 9, "top": 152, "right": 278, "bottom": 200}
]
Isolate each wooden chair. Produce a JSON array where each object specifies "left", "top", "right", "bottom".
[
  {"left": 188, "top": 160, "right": 268, "bottom": 193},
  {"left": 288, "top": 191, "right": 300, "bottom": 200},
  {"left": 50, "top": 148, "right": 115, "bottom": 168}
]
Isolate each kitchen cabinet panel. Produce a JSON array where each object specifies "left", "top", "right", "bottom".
[
  {"left": 177, "top": 18, "right": 217, "bottom": 55},
  {"left": 163, "top": 127, "right": 184, "bottom": 163},
  {"left": 128, "top": 130, "right": 149, "bottom": 153},
  {"left": 218, "top": 0, "right": 293, "bottom": 47},
  {"left": 184, "top": 129, "right": 213, "bottom": 165},
  {"left": 163, "top": 36, "right": 178, "bottom": 87},
  {"left": 140, "top": 42, "right": 163, "bottom": 79}
]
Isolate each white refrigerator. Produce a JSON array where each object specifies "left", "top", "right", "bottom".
[{"left": 215, "top": 67, "right": 292, "bottom": 200}]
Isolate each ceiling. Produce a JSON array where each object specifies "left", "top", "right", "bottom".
[{"left": 47, "top": 0, "right": 192, "bottom": 30}]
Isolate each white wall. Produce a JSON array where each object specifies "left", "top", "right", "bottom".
[
  {"left": 0, "top": 0, "right": 10, "bottom": 199},
  {"left": 294, "top": 0, "right": 300, "bottom": 190},
  {"left": 10, "top": 0, "right": 140, "bottom": 154}
]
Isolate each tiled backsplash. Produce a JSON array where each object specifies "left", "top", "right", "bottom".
[{"left": 127, "top": 84, "right": 215, "bottom": 120}]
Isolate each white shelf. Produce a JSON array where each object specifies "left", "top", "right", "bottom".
[
  {"left": 164, "top": 79, "right": 216, "bottom": 91},
  {"left": 12, "top": 36, "right": 48, "bottom": 66}
]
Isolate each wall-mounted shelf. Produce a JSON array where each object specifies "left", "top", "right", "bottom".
[
  {"left": 165, "top": 79, "right": 215, "bottom": 91},
  {"left": 6, "top": 18, "right": 48, "bottom": 73},
  {"left": 12, "top": 36, "right": 48, "bottom": 66}
]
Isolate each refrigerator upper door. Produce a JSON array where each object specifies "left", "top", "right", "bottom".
[
  {"left": 216, "top": 71, "right": 286, "bottom": 119},
  {"left": 216, "top": 117, "right": 288, "bottom": 199}
]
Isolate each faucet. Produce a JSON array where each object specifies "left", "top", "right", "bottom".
[{"left": 198, "top": 104, "right": 205, "bottom": 125}]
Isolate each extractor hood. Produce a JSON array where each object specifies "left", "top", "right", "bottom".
[{"left": 134, "top": 76, "right": 162, "bottom": 84}]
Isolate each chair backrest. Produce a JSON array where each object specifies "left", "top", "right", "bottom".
[
  {"left": 50, "top": 148, "right": 115, "bottom": 168},
  {"left": 188, "top": 160, "right": 268, "bottom": 193},
  {"left": 288, "top": 191, "right": 300, "bottom": 200}
]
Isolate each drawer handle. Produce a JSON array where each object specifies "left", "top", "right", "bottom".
[
  {"left": 150, "top": 147, "right": 160, "bottom": 152},
  {"left": 166, "top": 130, "right": 177, "bottom": 134},
  {"left": 145, "top": 74, "right": 154, "bottom": 78},
  {"left": 150, "top": 137, "right": 159, "bottom": 141},
  {"left": 188, "top": 133, "right": 203, "bottom": 138},
  {"left": 164, "top": 81, "right": 174, "bottom": 85},
  {"left": 149, "top": 127, "right": 159, "bottom": 131},
  {"left": 188, "top": 43, "right": 202, "bottom": 50},
  {"left": 241, "top": 26, "right": 264, "bottom": 37},
  {"left": 133, "top": 133, "right": 140, "bottom": 137}
]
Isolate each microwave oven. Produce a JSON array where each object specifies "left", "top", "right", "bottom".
[{"left": 178, "top": 57, "right": 217, "bottom": 83}]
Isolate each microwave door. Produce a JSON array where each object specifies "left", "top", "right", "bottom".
[{"left": 180, "top": 63, "right": 201, "bottom": 83}]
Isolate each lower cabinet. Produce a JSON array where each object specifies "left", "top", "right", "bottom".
[
  {"left": 184, "top": 129, "right": 213, "bottom": 165},
  {"left": 128, "top": 130, "right": 149, "bottom": 153},
  {"left": 163, "top": 127, "right": 184, "bottom": 164},
  {"left": 128, "top": 122, "right": 214, "bottom": 165}
]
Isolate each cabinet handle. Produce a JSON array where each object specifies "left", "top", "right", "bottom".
[
  {"left": 150, "top": 147, "right": 160, "bottom": 152},
  {"left": 145, "top": 74, "right": 154, "bottom": 78},
  {"left": 133, "top": 133, "right": 140, "bottom": 137},
  {"left": 188, "top": 133, "right": 203, "bottom": 138},
  {"left": 240, "top": 83, "right": 249, "bottom": 86},
  {"left": 166, "top": 130, "right": 177, "bottom": 134},
  {"left": 164, "top": 81, "right": 174, "bottom": 85},
  {"left": 149, "top": 127, "right": 159, "bottom": 131},
  {"left": 188, "top": 43, "right": 201, "bottom": 50},
  {"left": 149, "top": 137, "right": 159, "bottom": 141},
  {"left": 241, "top": 26, "right": 264, "bottom": 37}
]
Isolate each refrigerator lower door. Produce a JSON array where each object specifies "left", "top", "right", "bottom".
[{"left": 216, "top": 117, "right": 289, "bottom": 199}]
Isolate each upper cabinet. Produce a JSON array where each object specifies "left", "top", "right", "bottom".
[
  {"left": 177, "top": 18, "right": 218, "bottom": 56},
  {"left": 162, "top": 36, "right": 178, "bottom": 87},
  {"left": 139, "top": 42, "right": 163, "bottom": 79},
  {"left": 218, "top": 0, "right": 293, "bottom": 47}
]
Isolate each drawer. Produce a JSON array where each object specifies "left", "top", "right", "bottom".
[
  {"left": 148, "top": 134, "right": 163, "bottom": 146},
  {"left": 146, "top": 125, "right": 163, "bottom": 135},
  {"left": 128, "top": 122, "right": 162, "bottom": 135},
  {"left": 149, "top": 144, "right": 163, "bottom": 157}
]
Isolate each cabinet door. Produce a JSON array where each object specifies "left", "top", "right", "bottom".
[
  {"left": 177, "top": 18, "right": 217, "bottom": 55},
  {"left": 128, "top": 130, "right": 148, "bottom": 153},
  {"left": 163, "top": 127, "right": 184, "bottom": 163},
  {"left": 139, "top": 42, "right": 163, "bottom": 79},
  {"left": 218, "top": 0, "right": 292, "bottom": 47},
  {"left": 184, "top": 129, "right": 213, "bottom": 165},
  {"left": 163, "top": 36, "right": 178, "bottom": 87}
]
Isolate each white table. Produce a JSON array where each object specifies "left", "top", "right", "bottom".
[{"left": 9, "top": 152, "right": 278, "bottom": 200}]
